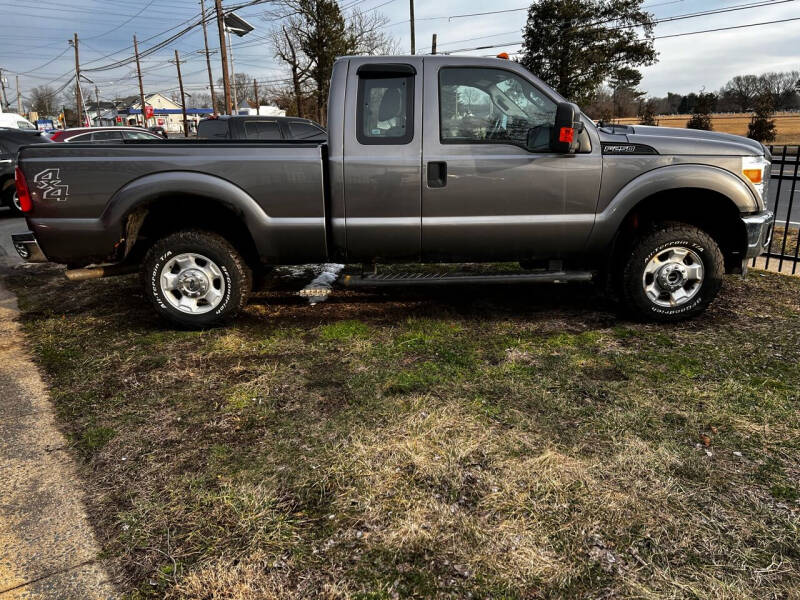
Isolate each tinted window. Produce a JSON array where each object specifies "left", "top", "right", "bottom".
[
  {"left": 287, "top": 121, "right": 326, "bottom": 140},
  {"left": 67, "top": 133, "right": 92, "bottom": 142},
  {"left": 198, "top": 119, "right": 229, "bottom": 139},
  {"left": 357, "top": 75, "right": 413, "bottom": 145},
  {"left": 91, "top": 131, "right": 124, "bottom": 142},
  {"left": 124, "top": 130, "right": 158, "bottom": 140},
  {"left": 439, "top": 67, "right": 556, "bottom": 150},
  {"left": 244, "top": 120, "right": 282, "bottom": 140}
]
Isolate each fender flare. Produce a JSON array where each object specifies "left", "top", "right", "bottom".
[
  {"left": 100, "top": 170, "right": 272, "bottom": 258},
  {"left": 101, "top": 170, "right": 271, "bottom": 230},
  {"left": 587, "top": 163, "right": 757, "bottom": 251}
]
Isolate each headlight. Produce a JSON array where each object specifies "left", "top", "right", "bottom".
[{"left": 742, "top": 155, "right": 770, "bottom": 203}]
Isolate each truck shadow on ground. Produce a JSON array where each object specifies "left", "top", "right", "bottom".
[{"left": 4, "top": 262, "right": 750, "bottom": 334}]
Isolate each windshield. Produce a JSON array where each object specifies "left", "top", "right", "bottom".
[{"left": 17, "top": 120, "right": 36, "bottom": 130}]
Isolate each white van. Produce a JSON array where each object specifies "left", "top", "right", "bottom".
[{"left": 0, "top": 112, "right": 36, "bottom": 130}]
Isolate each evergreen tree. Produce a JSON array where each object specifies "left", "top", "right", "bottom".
[
  {"left": 747, "top": 91, "right": 777, "bottom": 143},
  {"left": 686, "top": 92, "right": 715, "bottom": 131},
  {"left": 638, "top": 99, "right": 658, "bottom": 126},
  {"left": 519, "top": 0, "right": 657, "bottom": 106}
]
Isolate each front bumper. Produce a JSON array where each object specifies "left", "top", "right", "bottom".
[
  {"left": 742, "top": 210, "right": 774, "bottom": 258},
  {"left": 11, "top": 231, "right": 47, "bottom": 263}
]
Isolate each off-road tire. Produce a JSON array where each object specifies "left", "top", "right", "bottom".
[
  {"left": 621, "top": 223, "right": 724, "bottom": 322},
  {"left": 141, "top": 230, "right": 252, "bottom": 328}
]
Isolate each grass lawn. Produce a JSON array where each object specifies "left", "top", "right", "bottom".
[{"left": 5, "top": 265, "right": 800, "bottom": 599}]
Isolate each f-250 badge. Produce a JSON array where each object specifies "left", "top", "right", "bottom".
[{"left": 33, "top": 168, "right": 69, "bottom": 201}]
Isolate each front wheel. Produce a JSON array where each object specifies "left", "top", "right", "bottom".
[
  {"left": 621, "top": 224, "right": 724, "bottom": 322},
  {"left": 141, "top": 230, "right": 252, "bottom": 328}
]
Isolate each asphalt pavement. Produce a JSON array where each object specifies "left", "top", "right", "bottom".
[
  {"left": 0, "top": 210, "right": 23, "bottom": 266},
  {"left": 769, "top": 166, "right": 800, "bottom": 226}
]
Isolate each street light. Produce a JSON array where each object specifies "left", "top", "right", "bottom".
[{"left": 222, "top": 12, "right": 254, "bottom": 114}]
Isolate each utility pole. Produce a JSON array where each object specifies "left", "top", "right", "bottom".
[
  {"left": 0, "top": 69, "right": 8, "bottom": 111},
  {"left": 431, "top": 33, "right": 437, "bottom": 55},
  {"left": 409, "top": 0, "right": 415, "bottom": 55},
  {"left": 173, "top": 50, "right": 189, "bottom": 137},
  {"left": 16, "top": 75, "right": 22, "bottom": 114},
  {"left": 95, "top": 85, "right": 100, "bottom": 127},
  {"left": 253, "top": 78, "right": 258, "bottom": 114},
  {"left": 199, "top": 0, "right": 218, "bottom": 113},
  {"left": 133, "top": 34, "right": 148, "bottom": 127},
  {"left": 227, "top": 29, "right": 238, "bottom": 113},
  {"left": 214, "top": 0, "right": 232, "bottom": 114},
  {"left": 72, "top": 33, "right": 82, "bottom": 126}
]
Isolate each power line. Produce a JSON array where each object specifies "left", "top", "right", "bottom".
[
  {"left": 442, "top": 14, "right": 800, "bottom": 54},
  {"left": 418, "top": 0, "right": 796, "bottom": 51}
]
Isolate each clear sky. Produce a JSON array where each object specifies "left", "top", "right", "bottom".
[{"left": 0, "top": 0, "right": 798, "bottom": 109}]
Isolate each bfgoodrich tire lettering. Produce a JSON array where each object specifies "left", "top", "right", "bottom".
[
  {"left": 141, "top": 230, "right": 251, "bottom": 328},
  {"left": 621, "top": 224, "right": 724, "bottom": 323}
]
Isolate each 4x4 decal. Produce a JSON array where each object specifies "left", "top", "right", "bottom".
[{"left": 33, "top": 168, "right": 69, "bottom": 201}]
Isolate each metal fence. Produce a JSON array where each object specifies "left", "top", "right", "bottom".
[{"left": 757, "top": 145, "right": 800, "bottom": 273}]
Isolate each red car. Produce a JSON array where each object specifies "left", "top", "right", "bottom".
[{"left": 48, "top": 127, "right": 163, "bottom": 143}]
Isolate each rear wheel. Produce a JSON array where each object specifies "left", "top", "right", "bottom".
[
  {"left": 621, "top": 223, "right": 724, "bottom": 322},
  {"left": 141, "top": 230, "right": 252, "bottom": 328},
  {"left": 2, "top": 185, "right": 23, "bottom": 216}
]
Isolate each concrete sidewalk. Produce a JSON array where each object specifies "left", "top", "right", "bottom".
[{"left": 0, "top": 213, "right": 115, "bottom": 599}]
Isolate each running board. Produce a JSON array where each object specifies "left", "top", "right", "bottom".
[{"left": 339, "top": 270, "right": 594, "bottom": 288}]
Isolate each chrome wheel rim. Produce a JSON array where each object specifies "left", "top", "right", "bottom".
[
  {"left": 642, "top": 246, "right": 704, "bottom": 308},
  {"left": 11, "top": 191, "right": 21, "bottom": 212},
  {"left": 160, "top": 252, "right": 225, "bottom": 314}
]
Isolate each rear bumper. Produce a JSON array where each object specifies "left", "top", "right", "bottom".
[
  {"left": 742, "top": 210, "right": 774, "bottom": 258},
  {"left": 11, "top": 231, "right": 47, "bottom": 262}
]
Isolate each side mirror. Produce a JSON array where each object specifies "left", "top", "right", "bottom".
[{"left": 550, "top": 102, "right": 584, "bottom": 153}]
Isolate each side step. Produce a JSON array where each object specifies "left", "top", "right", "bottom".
[{"left": 339, "top": 270, "right": 594, "bottom": 288}]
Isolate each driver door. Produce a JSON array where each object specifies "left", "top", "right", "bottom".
[{"left": 421, "top": 60, "right": 602, "bottom": 262}]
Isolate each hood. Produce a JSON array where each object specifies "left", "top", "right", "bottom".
[{"left": 599, "top": 124, "right": 765, "bottom": 156}]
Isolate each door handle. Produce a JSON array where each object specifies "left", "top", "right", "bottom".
[{"left": 427, "top": 161, "right": 447, "bottom": 188}]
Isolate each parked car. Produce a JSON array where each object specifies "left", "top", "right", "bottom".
[
  {"left": 48, "top": 127, "right": 163, "bottom": 143},
  {"left": 0, "top": 128, "right": 52, "bottom": 215},
  {"left": 13, "top": 55, "right": 773, "bottom": 327},
  {"left": 148, "top": 126, "right": 168, "bottom": 139},
  {"left": 0, "top": 113, "right": 37, "bottom": 130},
  {"left": 197, "top": 115, "right": 327, "bottom": 141}
]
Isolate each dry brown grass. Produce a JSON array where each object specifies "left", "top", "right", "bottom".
[
  {"left": 4, "top": 264, "right": 800, "bottom": 599},
  {"left": 617, "top": 112, "right": 800, "bottom": 145}
]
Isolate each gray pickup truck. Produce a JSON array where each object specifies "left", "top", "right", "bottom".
[{"left": 12, "top": 55, "right": 773, "bottom": 327}]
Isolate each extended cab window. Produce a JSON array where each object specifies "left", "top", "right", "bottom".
[
  {"left": 439, "top": 67, "right": 557, "bottom": 150},
  {"left": 357, "top": 73, "right": 413, "bottom": 145}
]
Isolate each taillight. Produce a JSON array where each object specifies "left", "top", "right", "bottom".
[
  {"left": 14, "top": 166, "right": 32, "bottom": 213},
  {"left": 49, "top": 130, "right": 66, "bottom": 142}
]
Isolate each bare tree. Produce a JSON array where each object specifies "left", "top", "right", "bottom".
[
  {"left": 271, "top": 22, "right": 312, "bottom": 117},
  {"left": 723, "top": 75, "right": 760, "bottom": 112},
  {"left": 265, "top": 0, "right": 397, "bottom": 124},
  {"left": 758, "top": 71, "right": 800, "bottom": 110},
  {"left": 29, "top": 85, "right": 61, "bottom": 116}
]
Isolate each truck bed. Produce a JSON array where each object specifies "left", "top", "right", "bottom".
[{"left": 18, "top": 140, "right": 328, "bottom": 265}]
